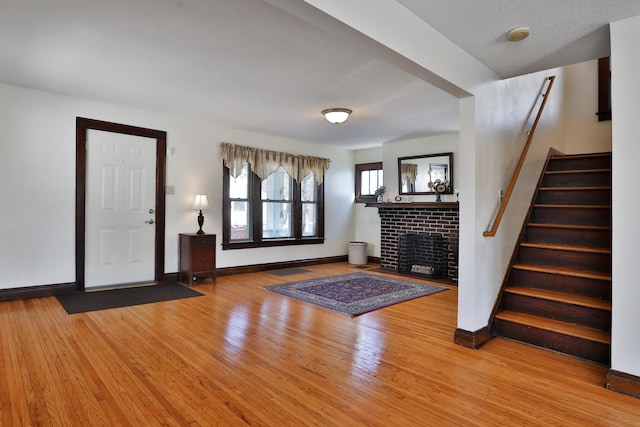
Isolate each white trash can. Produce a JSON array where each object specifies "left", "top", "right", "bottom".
[{"left": 348, "top": 241, "right": 368, "bottom": 265}]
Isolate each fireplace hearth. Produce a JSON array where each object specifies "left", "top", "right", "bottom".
[{"left": 398, "top": 233, "right": 448, "bottom": 278}]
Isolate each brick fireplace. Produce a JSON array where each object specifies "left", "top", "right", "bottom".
[{"left": 370, "top": 202, "right": 459, "bottom": 281}]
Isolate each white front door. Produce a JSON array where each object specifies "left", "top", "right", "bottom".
[{"left": 85, "top": 129, "right": 157, "bottom": 288}]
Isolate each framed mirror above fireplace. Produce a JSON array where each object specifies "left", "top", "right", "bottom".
[{"left": 398, "top": 152, "right": 453, "bottom": 195}]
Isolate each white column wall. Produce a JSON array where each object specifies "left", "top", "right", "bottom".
[
  {"left": 458, "top": 71, "right": 565, "bottom": 331},
  {"left": 610, "top": 15, "right": 640, "bottom": 377}
]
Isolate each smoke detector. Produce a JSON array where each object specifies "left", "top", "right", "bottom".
[{"left": 507, "top": 27, "right": 530, "bottom": 42}]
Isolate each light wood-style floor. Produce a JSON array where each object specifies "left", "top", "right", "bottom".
[{"left": 1, "top": 262, "right": 638, "bottom": 426}]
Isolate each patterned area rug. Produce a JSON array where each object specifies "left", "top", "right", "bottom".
[{"left": 262, "top": 272, "right": 447, "bottom": 316}]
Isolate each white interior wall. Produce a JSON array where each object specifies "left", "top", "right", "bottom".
[
  {"left": 610, "top": 15, "right": 640, "bottom": 378},
  {"left": 352, "top": 135, "right": 460, "bottom": 258},
  {"left": 381, "top": 133, "right": 460, "bottom": 203},
  {"left": 0, "top": 82, "right": 355, "bottom": 290},
  {"left": 563, "top": 59, "right": 612, "bottom": 154},
  {"left": 353, "top": 147, "right": 382, "bottom": 257}
]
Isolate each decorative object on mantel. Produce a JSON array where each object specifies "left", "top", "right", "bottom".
[
  {"left": 193, "top": 194, "right": 210, "bottom": 234},
  {"left": 374, "top": 186, "right": 386, "bottom": 202},
  {"left": 394, "top": 195, "right": 411, "bottom": 203},
  {"left": 365, "top": 202, "right": 459, "bottom": 208},
  {"left": 455, "top": 188, "right": 460, "bottom": 202},
  {"left": 428, "top": 179, "right": 450, "bottom": 202}
]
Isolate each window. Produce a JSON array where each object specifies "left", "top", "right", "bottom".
[
  {"left": 229, "top": 163, "right": 251, "bottom": 240},
  {"left": 355, "top": 162, "right": 383, "bottom": 203},
  {"left": 262, "top": 166, "right": 293, "bottom": 238},
  {"left": 223, "top": 163, "right": 324, "bottom": 249}
]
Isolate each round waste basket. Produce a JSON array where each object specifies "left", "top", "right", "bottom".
[{"left": 348, "top": 241, "right": 368, "bottom": 265}]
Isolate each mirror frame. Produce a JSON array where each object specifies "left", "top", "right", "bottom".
[{"left": 397, "top": 152, "right": 454, "bottom": 195}]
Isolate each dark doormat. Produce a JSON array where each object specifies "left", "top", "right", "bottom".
[
  {"left": 266, "top": 267, "right": 311, "bottom": 276},
  {"left": 56, "top": 282, "right": 204, "bottom": 314}
]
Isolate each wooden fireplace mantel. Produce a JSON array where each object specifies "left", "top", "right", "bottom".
[{"left": 365, "top": 202, "right": 459, "bottom": 209}]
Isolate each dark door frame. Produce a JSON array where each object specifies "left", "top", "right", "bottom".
[{"left": 75, "top": 117, "right": 167, "bottom": 291}]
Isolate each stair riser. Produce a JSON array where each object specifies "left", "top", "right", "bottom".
[
  {"left": 525, "top": 226, "right": 611, "bottom": 247},
  {"left": 518, "top": 246, "right": 611, "bottom": 273},
  {"left": 529, "top": 206, "right": 610, "bottom": 226},
  {"left": 510, "top": 269, "right": 611, "bottom": 299},
  {"left": 500, "top": 293, "right": 611, "bottom": 330},
  {"left": 537, "top": 189, "right": 610, "bottom": 205},
  {"left": 547, "top": 156, "right": 611, "bottom": 172},
  {"left": 492, "top": 319, "right": 610, "bottom": 365},
  {"left": 542, "top": 171, "right": 611, "bottom": 187}
]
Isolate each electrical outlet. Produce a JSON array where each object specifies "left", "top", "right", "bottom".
[{"left": 498, "top": 189, "right": 504, "bottom": 203}]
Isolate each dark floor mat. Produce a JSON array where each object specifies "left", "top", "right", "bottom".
[
  {"left": 266, "top": 267, "right": 311, "bottom": 276},
  {"left": 56, "top": 282, "right": 203, "bottom": 314}
]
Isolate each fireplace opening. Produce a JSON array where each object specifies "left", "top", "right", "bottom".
[{"left": 397, "top": 233, "right": 448, "bottom": 278}]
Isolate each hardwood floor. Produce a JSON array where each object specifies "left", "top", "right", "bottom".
[{"left": 1, "top": 262, "right": 638, "bottom": 426}]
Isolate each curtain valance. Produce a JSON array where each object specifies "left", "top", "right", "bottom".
[
  {"left": 401, "top": 163, "right": 418, "bottom": 185},
  {"left": 220, "top": 142, "right": 330, "bottom": 185}
]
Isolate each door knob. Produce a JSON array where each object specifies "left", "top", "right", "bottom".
[{"left": 145, "top": 219, "right": 155, "bottom": 224}]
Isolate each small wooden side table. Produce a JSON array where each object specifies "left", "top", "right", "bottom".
[{"left": 179, "top": 233, "right": 216, "bottom": 286}]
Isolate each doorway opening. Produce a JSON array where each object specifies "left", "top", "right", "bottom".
[{"left": 75, "top": 117, "right": 167, "bottom": 291}]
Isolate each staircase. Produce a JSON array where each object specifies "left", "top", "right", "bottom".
[{"left": 491, "top": 152, "right": 612, "bottom": 365}]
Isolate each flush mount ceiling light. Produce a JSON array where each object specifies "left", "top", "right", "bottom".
[
  {"left": 322, "top": 108, "right": 352, "bottom": 124},
  {"left": 507, "top": 27, "right": 530, "bottom": 42}
]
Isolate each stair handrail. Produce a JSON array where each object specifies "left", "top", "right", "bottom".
[{"left": 483, "top": 76, "right": 556, "bottom": 237}]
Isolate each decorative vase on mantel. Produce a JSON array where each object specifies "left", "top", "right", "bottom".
[{"left": 428, "top": 179, "right": 449, "bottom": 204}]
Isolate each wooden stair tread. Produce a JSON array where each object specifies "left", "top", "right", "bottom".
[
  {"left": 495, "top": 311, "right": 611, "bottom": 344},
  {"left": 533, "top": 204, "right": 610, "bottom": 209},
  {"left": 512, "top": 263, "right": 611, "bottom": 281},
  {"left": 528, "top": 222, "right": 610, "bottom": 231},
  {"left": 539, "top": 186, "right": 611, "bottom": 191},
  {"left": 520, "top": 242, "right": 611, "bottom": 254},
  {"left": 545, "top": 169, "right": 611, "bottom": 175},
  {"left": 504, "top": 286, "right": 611, "bottom": 310},
  {"left": 550, "top": 153, "right": 611, "bottom": 160}
]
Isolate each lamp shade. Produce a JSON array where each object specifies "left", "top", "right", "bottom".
[
  {"left": 322, "top": 108, "right": 352, "bottom": 124},
  {"left": 193, "top": 194, "right": 210, "bottom": 210}
]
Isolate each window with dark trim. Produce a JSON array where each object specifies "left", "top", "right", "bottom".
[
  {"left": 222, "top": 163, "right": 324, "bottom": 249},
  {"left": 355, "top": 162, "right": 383, "bottom": 203}
]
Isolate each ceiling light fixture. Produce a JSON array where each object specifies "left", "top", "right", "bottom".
[
  {"left": 507, "top": 27, "right": 530, "bottom": 42},
  {"left": 322, "top": 108, "right": 352, "bottom": 124}
]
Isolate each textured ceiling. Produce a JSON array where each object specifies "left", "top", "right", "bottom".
[
  {"left": 397, "top": 0, "right": 640, "bottom": 78},
  {"left": 0, "top": 0, "right": 638, "bottom": 149}
]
